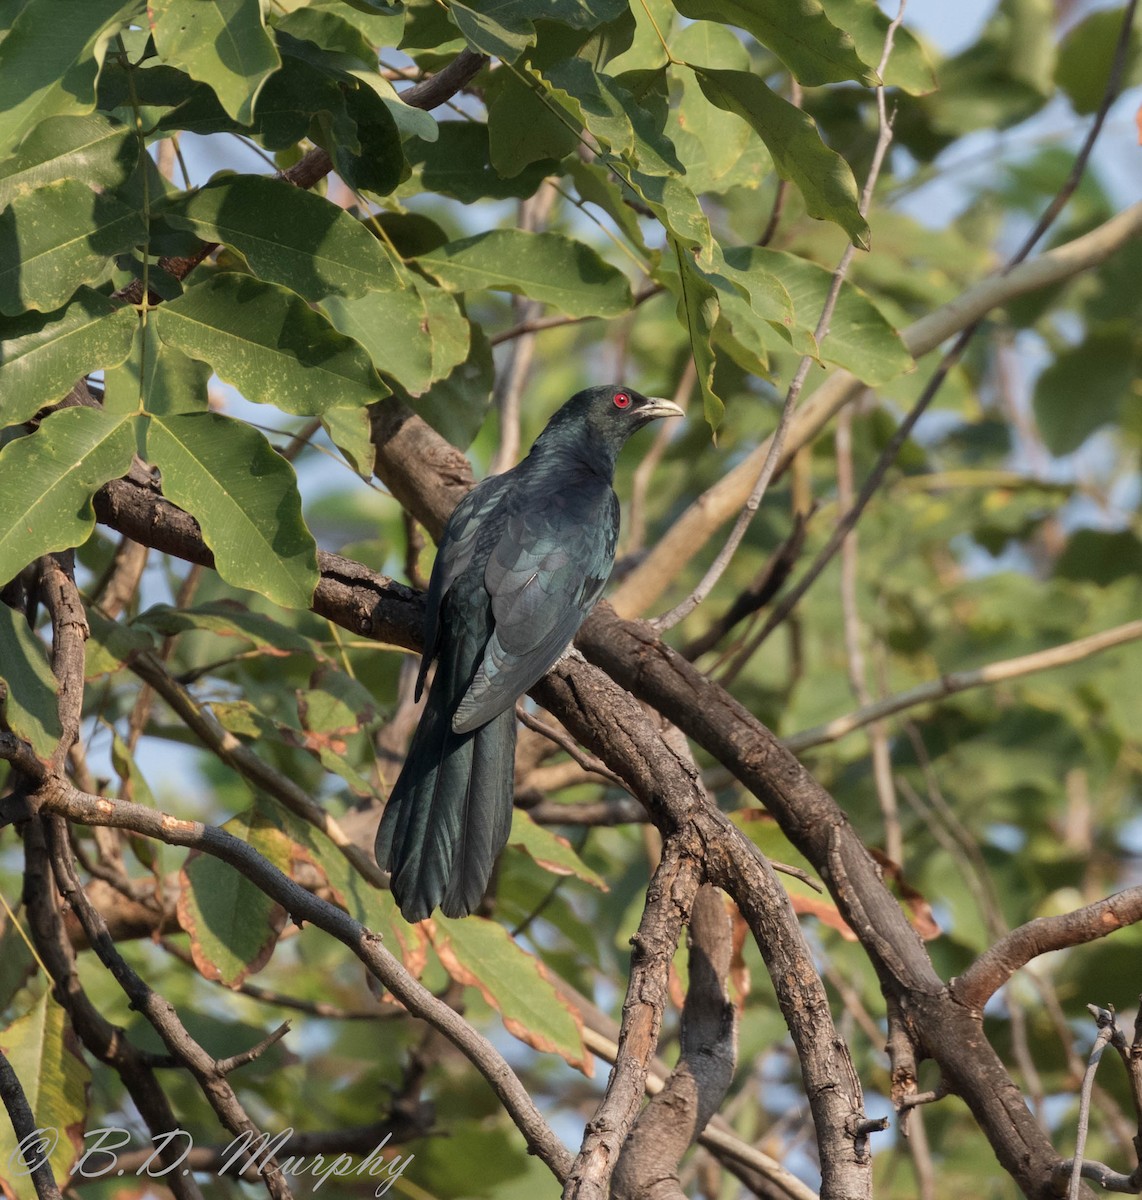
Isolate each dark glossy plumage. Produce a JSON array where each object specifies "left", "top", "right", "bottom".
[{"left": 375, "top": 385, "right": 683, "bottom": 921}]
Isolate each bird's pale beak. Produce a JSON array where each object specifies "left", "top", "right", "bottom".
[{"left": 640, "top": 397, "right": 686, "bottom": 421}]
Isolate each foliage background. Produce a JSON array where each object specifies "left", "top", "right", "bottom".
[{"left": 1, "top": 0, "right": 1141, "bottom": 1198}]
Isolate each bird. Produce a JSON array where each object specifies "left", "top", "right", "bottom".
[{"left": 375, "top": 384, "right": 684, "bottom": 921}]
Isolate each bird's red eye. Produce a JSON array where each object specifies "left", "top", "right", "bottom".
[{"left": 613, "top": 391, "right": 631, "bottom": 409}]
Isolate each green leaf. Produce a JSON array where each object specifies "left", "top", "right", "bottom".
[
  {"left": 322, "top": 275, "right": 470, "bottom": 395},
  {"left": 178, "top": 805, "right": 292, "bottom": 987},
  {"left": 668, "top": 23, "right": 765, "bottom": 195},
  {"left": 108, "top": 724, "right": 156, "bottom": 809},
  {"left": 0, "top": 604, "right": 61, "bottom": 759},
  {"left": 540, "top": 58, "right": 683, "bottom": 175},
  {"left": 321, "top": 405, "right": 375, "bottom": 477},
  {"left": 329, "top": 82, "right": 409, "bottom": 197},
  {"left": 694, "top": 67, "right": 869, "bottom": 249},
  {"left": 672, "top": 238, "right": 723, "bottom": 429},
  {"left": 1032, "top": 328, "right": 1135, "bottom": 456},
  {"left": 0, "top": 178, "right": 146, "bottom": 315},
  {"left": 161, "top": 176, "right": 400, "bottom": 301},
  {"left": 431, "top": 915, "right": 591, "bottom": 1072},
  {"left": 418, "top": 230, "right": 633, "bottom": 317},
  {"left": 508, "top": 810, "right": 607, "bottom": 890},
  {"left": 0, "top": 407, "right": 137, "bottom": 581},
  {"left": 102, "top": 321, "right": 212, "bottom": 417},
  {"left": 1056, "top": 6, "right": 1142, "bottom": 115},
  {"left": 623, "top": 166, "right": 715, "bottom": 267},
  {"left": 450, "top": 0, "right": 534, "bottom": 61},
  {"left": 673, "top": 0, "right": 876, "bottom": 86},
  {"left": 133, "top": 600, "right": 321, "bottom": 657},
  {"left": 154, "top": 273, "right": 390, "bottom": 414},
  {"left": 0, "top": 992, "right": 91, "bottom": 1200},
  {"left": 449, "top": 0, "right": 625, "bottom": 60},
  {"left": 0, "top": 908, "right": 38, "bottom": 1013},
  {"left": 0, "top": 0, "right": 137, "bottom": 159},
  {"left": 84, "top": 607, "right": 156, "bottom": 679},
  {"left": 400, "top": 121, "right": 554, "bottom": 203},
  {"left": 486, "top": 65, "right": 579, "bottom": 178},
  {"left": 143, "top": 412, "right": 320, "bottom": 611},
  {"left": 818, "top": 0, "right": 936, "bottom": 95},
  {"left": 0, "top": 112, "right": 137, "bottom": 211},
  {"left": 403, "top": 322, "right": 496, "bottom": 450},
  {"left": 151, "top": 0, "right": 281, "bottom": 125},
  {"left": 725, "top": 246, "right": 911, "bottom": 384},
  {"left": 0, "top": 288, "right": 136, "bottom": 425}
]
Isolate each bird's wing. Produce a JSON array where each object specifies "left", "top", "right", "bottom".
[
  {"left": 451, "top": 490, "right": 618, "bottom": 733},
  {"left": 416, "top": 475, "right": 509, "bottom": 699}
]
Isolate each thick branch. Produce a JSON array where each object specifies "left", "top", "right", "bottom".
[
  {"left": 565, "top": 842, "right": 702, "bottom": 1200},
  {"left": 612, "top": 885, "right": 736, "bottom": 1200}
]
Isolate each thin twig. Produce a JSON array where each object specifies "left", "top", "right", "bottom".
[
  {"left": 650, "top": 2, "right": 908, "bottom": 634},
  {"left": 128, "top": 650, "right": 387, "bottom": 887},
  {"left": 608, "top": 200, "right": 1142, "bottom": 620},
  {"left": 835, "top": 402, "right": 901, "bottom": 864},
  {"left": 490, "top": 182, "right": 559, "bottom": 474},
  {"left": 45, "top": 818, "right": 296, "bottom": 1200},
  {"left": 564, "top": 841, "right": 702, "bottom": 1200},
  {"left": 626, "top": 360, "right": 695, "bottom": 554},
  {"left": 1069, "top": 1010, "right": 1117, "bottom": 1200},
  {"left": 785, "top": 618, "right": 1142, "bottom": 753},
  {"left": 516, "top": 706, "right": 629, "bottom": 790}
]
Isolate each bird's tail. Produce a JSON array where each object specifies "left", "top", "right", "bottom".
[{"left": 375, "top": 686, "right": 516, "bottom": 922}]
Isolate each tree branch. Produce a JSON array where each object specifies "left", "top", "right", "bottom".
[
  {"left": 953, "top": 889, "right": 1142, "bottom": 1012},
  {"left": 565, "top": 841, "right": 702, "bottom": 1200},
  {"left": 14, "top": 766, "right": 573, "bottom": 1182},
  {"left": 612, "top": 885, "right": 736, "bottom": 1200},
  {"left": 0, "top": 1045, "right": 64, "bottom": 1200}
]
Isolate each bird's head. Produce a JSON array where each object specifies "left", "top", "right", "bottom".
[{"left": 542, "top": 385, "right": 685, "bottom": 460}]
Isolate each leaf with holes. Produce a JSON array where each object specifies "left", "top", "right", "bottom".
[{"left": 154, "top": 273, "right": 390, "bottom": 414}]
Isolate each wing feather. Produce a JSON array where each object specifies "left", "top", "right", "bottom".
[{"left": 452, "top": 487, "right": 618, "bottom": 733}]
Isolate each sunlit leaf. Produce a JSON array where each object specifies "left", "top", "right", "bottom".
[
  {"left": 154, "top": 273, "right": 390, "bottom": 414},
  {"left": 0, "top": 407, "right": 137, "bottom": 581}
]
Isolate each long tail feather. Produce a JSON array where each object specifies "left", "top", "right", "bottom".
[
  {"left": 376, "top": 648, "right": 515, "bottom": 921},
  {"left": 441, "top": 710, "right": 516, "bottom": 918}
]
